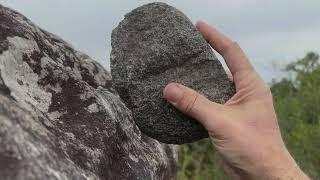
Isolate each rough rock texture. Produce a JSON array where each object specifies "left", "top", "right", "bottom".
[
  {"left": 111, "top": 3, "right": 235, "bottom": 144},
  {"left": 0, "top": 4, "right": 177, "bottom": 180}
]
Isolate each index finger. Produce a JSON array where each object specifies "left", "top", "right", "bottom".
[{"left": 196, "top": 21, "right": 255, "bottom": 79}]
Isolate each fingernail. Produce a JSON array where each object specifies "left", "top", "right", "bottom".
[{"left": 163, "top": 83, "right": 183, "bottom": 105}]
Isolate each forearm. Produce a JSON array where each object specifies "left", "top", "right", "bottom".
[
  {"left": 253, "top": 150, "right": 310, "bottom": 180},
  {"left": 261, "top": 163, "right": 309, "bottom": 180}
]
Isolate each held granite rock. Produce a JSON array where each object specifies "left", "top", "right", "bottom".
[
  {"left": 111, "top": 3, "right": 235, "bottom": 144},
  {"left": 0, "top": 4, "right": 177, "bottom": 180}
]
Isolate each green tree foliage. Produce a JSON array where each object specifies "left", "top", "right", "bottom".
[
  {"left": 272, "top": 52, "right": 320, "bottom": 178},
  {"left": 177, "top": 52, "right": 320, "bottom": 179},
  {"left": 177, "top": 139, "right": 227, "bottom": 180}
]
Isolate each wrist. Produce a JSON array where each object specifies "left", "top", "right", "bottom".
[
  {"left": 256, "top": 148, "right": 309, "bottom": 180},
  {"left": 266, "top": 160, "right": 309, "bottom": 180}
]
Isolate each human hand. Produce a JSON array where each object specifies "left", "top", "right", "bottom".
[{"left": 163, "top": 21, "right": 309, "bottom": 180}]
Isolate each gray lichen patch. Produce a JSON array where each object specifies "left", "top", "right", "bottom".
[
  {"left": 111, "top": 2, "right": 235, "bottom": 144},
  {"left": 0, "top": 70, "right": 11, "bottom": 97},
  {"left": 0, "top": 36, "right": 53, "bottom": 113}
]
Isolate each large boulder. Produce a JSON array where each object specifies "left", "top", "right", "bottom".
[
  {"left": 0, "top": 4, "right": 177, "bottom": 180},
  {"left": 111, "top": 2, "right": 235, "bottom": 144}
]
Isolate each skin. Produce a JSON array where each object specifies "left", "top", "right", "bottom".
[{"left": 163, "top": 21, "right": 310, "bottom": 180}]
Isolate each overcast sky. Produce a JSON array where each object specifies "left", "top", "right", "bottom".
[{"left": 1, "top": 0, "right": 319, "bottom": 82}]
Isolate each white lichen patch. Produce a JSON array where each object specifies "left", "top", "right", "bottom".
[
  {"left": 96, "top": 89, "right": 117, "bottom": 122},
  {"left": 48, "top": 111, "right": 64, "bottom": 121},
  {"left": 129, "top": 153, "right": 139, "bottom": 163},
  {"left": 46, "top": 166, "right": 68, "bottom": 180},
  {"left": 0, "top": 36, "right": 52, "bottom": 113},
  {"left": 64, "top": 132, "right": 75, "bottom": 141},
  {"left": 86, "top": 103, "right": 99, "bottom": 113},
  {"left": 0, "top": 115, "right": 13, "bottom": 126}
]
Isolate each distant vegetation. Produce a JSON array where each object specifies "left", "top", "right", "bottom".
[{"left": 177, "top": 52, "right": 320, "bottom": 180}]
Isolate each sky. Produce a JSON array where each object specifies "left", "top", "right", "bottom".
[{"left": 1, "top": 0, "right": 319, "bottom": 82}]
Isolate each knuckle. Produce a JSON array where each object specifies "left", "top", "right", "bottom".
[
  {"left": 232, "top": 41, "right": 240, "bottom": 49},
  {"left": 178, "top": 90, "right": 199, "bottom": 114},
  {"left": 221, "top": 44, "right": 232, "bottom": 53},
  {"left": 222, "top": 41, "right": 239, "bottom": 53}
]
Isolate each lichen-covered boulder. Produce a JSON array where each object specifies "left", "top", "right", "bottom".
[
  {"left": 0, "top": 4, "right": 177, "bottom": 180},
  {"left": 111, "top": 2, "right": 235, "bottom": 144}
]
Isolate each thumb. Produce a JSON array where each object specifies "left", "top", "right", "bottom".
[{"left": 163, "top": 83, "right": 224, "bottom": 127}]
